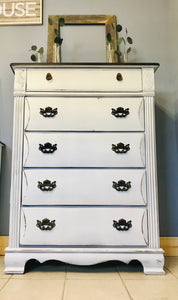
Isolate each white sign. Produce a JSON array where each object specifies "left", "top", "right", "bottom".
[{"left": 0, "top": 0, "right": 42, "bottom": 25}]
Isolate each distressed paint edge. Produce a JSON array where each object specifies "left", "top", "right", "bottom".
[{"left": 0, "top": 236, "right": 178, "bottom": 256}]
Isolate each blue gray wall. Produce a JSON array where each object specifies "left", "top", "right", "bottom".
[{"left": 0, "top": 0, "right": 177, "bottom": 236}]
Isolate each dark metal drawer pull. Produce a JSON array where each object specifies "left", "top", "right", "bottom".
[
  {"left": 39, "top": 142, "right": 57, "bottom": 154},
  {"left": 112, "top": 143, "right": 130, "bottom": 154},
  {"left": 113, "top": 219, "right": 132, "bottom": 231},
  {"left": 116, "top": 73, "right": 123, "bottom": 81},
  {"left": 46, "top": 73, "right": 53, "bottom": 81},
  {"left": 36, "top": 218, "right": 56, "bottom": 231},
  {"left": 40, "top": 107, "right": 58, "bottom": 118},
  {"left": 38, "top": 180, "right": 56, "bottom": 191},
  {"left": 111, "top": 107, "right": 129, "bottom": 118},
  {"left": 112, "top": 180, "right": 131, "bottom": 192}
]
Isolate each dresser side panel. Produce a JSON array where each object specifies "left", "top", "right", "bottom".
[
  {"left": 8, "top": 95, "right": 25, "bottom": 247},
  {"left": 145, "top": 96, "right": 160, "bottom": 248}
]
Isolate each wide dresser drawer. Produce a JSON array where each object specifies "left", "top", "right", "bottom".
[
  {"left": 22, "top": 169, "right": 146, "bottom": 206},
  {"left": 26, "top": 68, "right": 142, "bottom": 92},
  {"left": 23, "top": 132, "right": 145, "bottom": 167},
  {"left": 25, "top": 97, "right": 144, "bottom": 131},
  {"left": 20, "top": 207, "right": 148, "bottom": 246}
]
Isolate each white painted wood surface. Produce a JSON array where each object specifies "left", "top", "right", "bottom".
[
  {"left": 8, "top": 96, "right": 25, "bottom": 248},
  {"left": 20, "top": 207, "right": 148, "bottom": 246},
  {"left": 145, "top": 96, "right": 160, "bottom": 248},
  {"left": 23, "top": 132, "right": 145, "bottom": 167},
  {"left": 142, "top": 68, "right": 155, "bottom": 92},
  {"left": 14, "top": 69, "right": 26, "bottom": 96},
  {"left": 4, "top": 249, "right": 165, "bottom": 275},
  {"left": 25, "top": 97, "right": 144, "bottom": 131},
  {"left": 22, "top": 169, "right": 146, "bottom": 205},
  {"left": 5, "top": 64, "right": 164, "bottom": 275},
  {"left": 26, "top": 68, "right": 142, "bottom": 92}
]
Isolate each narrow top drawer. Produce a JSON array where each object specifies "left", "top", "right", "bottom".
[{"left": 26, "top": 68, "right": 142, "bottom": 92}]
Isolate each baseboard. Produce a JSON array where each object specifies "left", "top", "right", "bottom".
[
  {"left": 160, "top": 237, "right": 178, "bottom": 256},
  {"left": 0, "top": 236, "right": 178, "bottom": 256},
  {"left": 0, "top": 236, "right": 9, "bottom": 255}
]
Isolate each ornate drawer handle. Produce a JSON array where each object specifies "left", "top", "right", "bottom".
[
  {"left": 46, "top": 73, "right": 53, "bottom": 81},
  {"left": 116, "top": 73, "right": 123, "bottom": 81},
  {"left": 112, "top": 180, "right": 131, "bottom": 192},
  {"left": 38, "top": 180, "right": 56, "bottom": 191},
  {"left": 39, "top": 142, "right": 57, "bottom": 154},
  {"left": 40, "top": 107, "right": 58, "bottom": 118},
  {"left": 112, "top": 143, "right": 130, "bottom": 154},
  {"left": 113, "top": 219, "right": 132, "bottom": 231},
  {"left": 111, "top": 107, "right": 129, "bottom": 118},
  {"left": 36, "top": 218, "right": 56, "bottom": 231}
]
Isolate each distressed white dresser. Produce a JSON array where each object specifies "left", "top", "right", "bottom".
[{"left": 5, "top": 63, "right": 164, "bottom": 274}]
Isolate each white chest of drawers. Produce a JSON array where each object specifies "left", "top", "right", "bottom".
[{"left": 5, "top": 63, "right": 164, "bottom": 274}]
